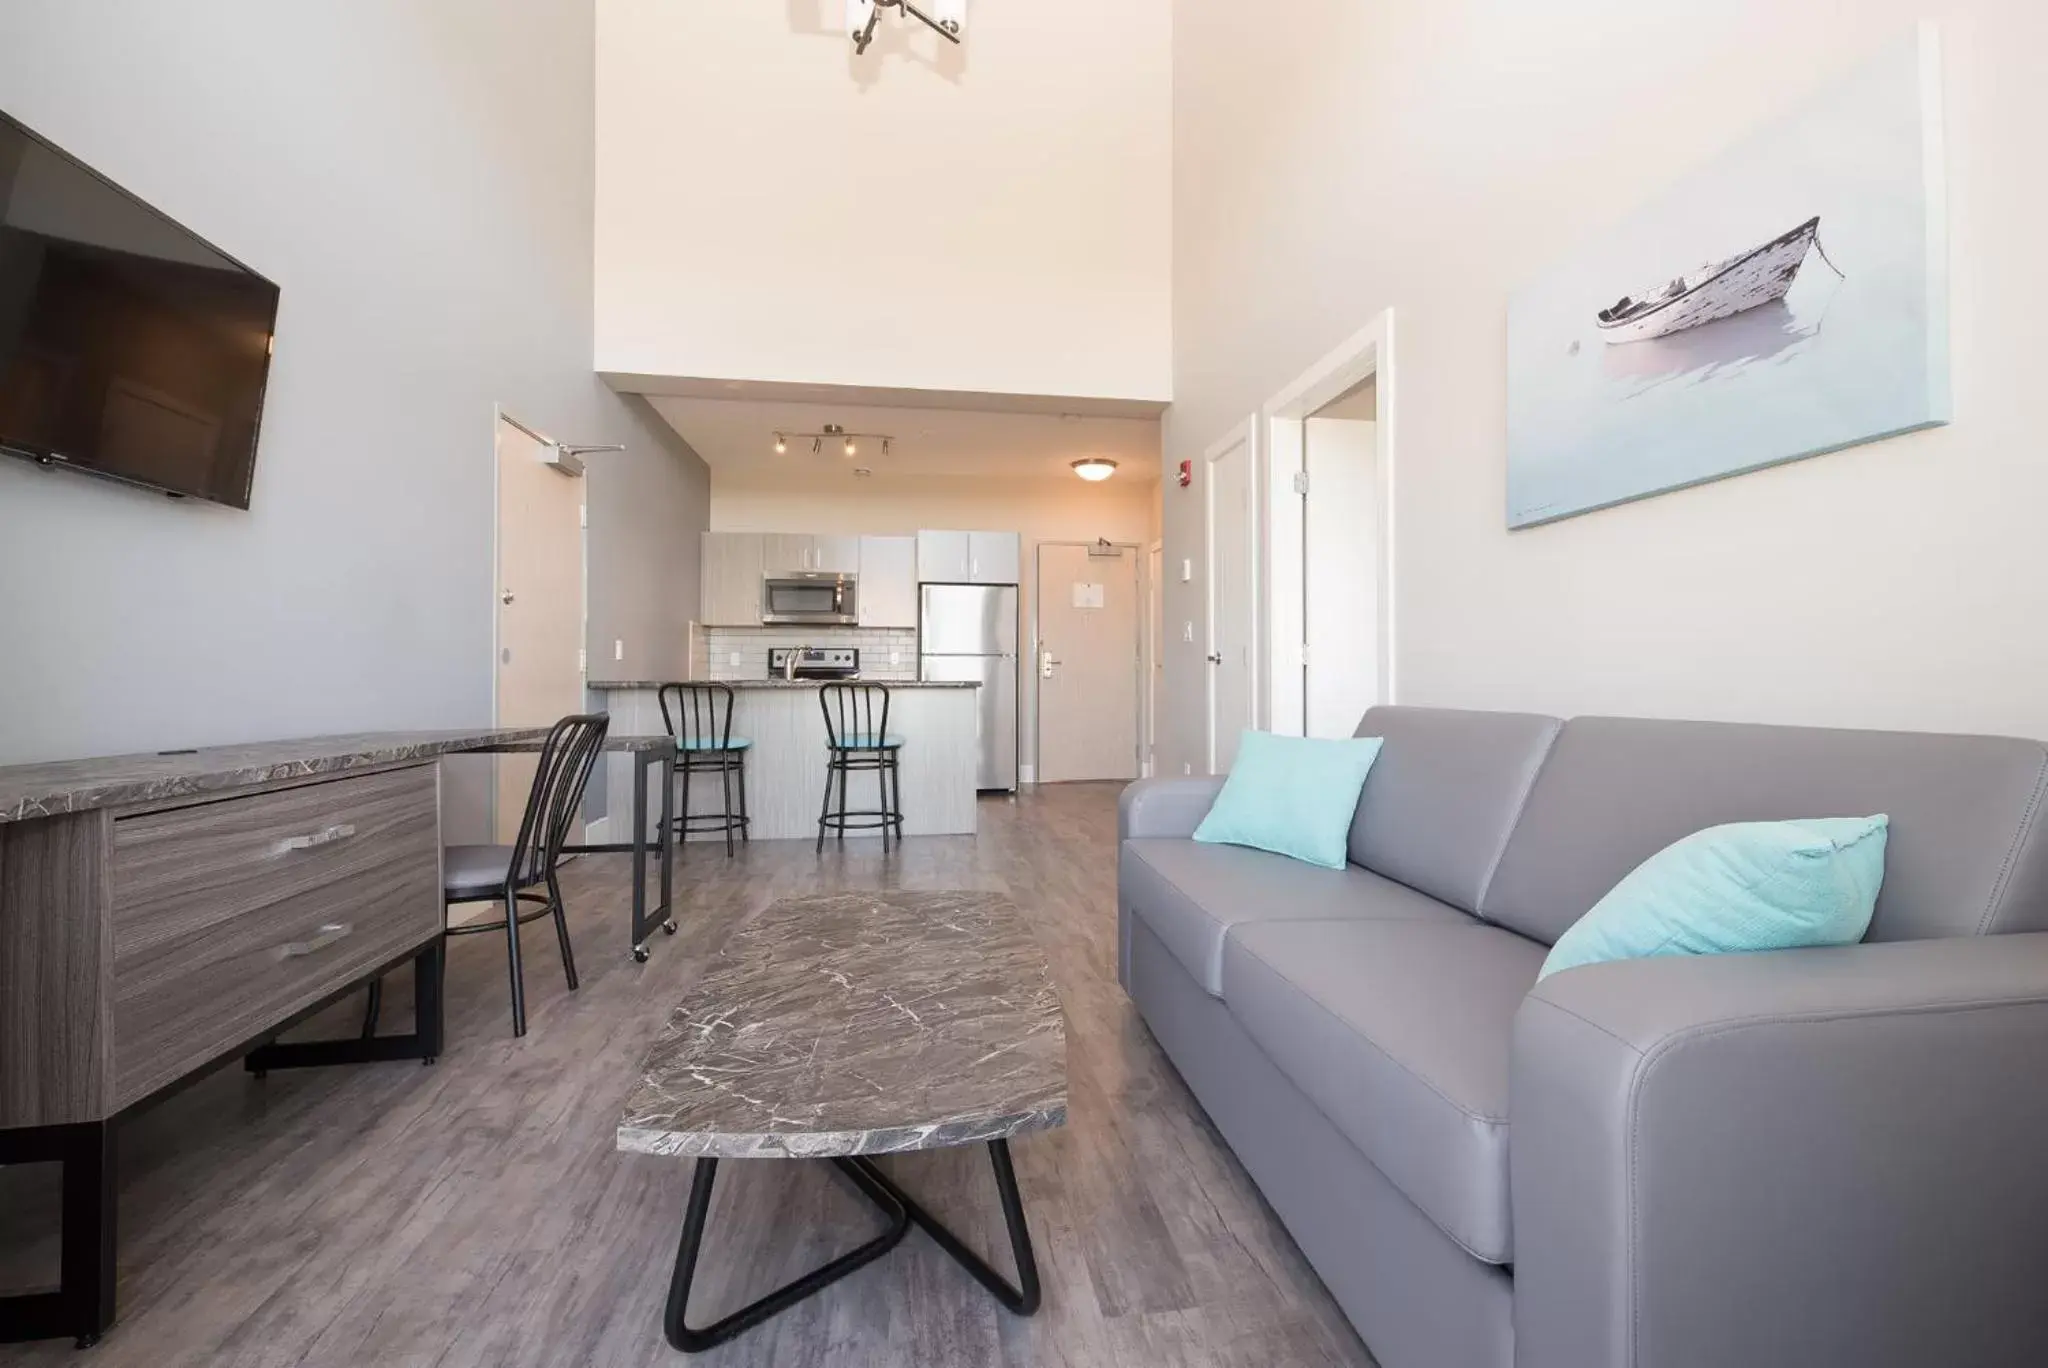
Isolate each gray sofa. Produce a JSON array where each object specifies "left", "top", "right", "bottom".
[{"left": 1117, "top": 706, "right": 2048, "bottom": 1368}]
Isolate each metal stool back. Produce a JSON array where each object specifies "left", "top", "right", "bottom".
[
  {"left": 817, "top": 683, "right": 903, "bottom": 853},
  {"left": 658, "top": 682, "right": 750, "bottom": 855}
]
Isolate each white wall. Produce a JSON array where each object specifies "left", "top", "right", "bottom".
[
  {"left": 595, "top": 0, "right": 1173, "bottom": 403},
  {"left": 712, "top": 475, "right": 1160, "bottom": 777},
  {"left": 1163, "top": 0, "right": 2048, "bottom": 776},
  {"left": 0, "top": 1, "right": 710, "bottom": 766}
]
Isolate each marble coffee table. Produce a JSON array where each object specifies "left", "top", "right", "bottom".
[{"left": 618, "top": 890, "right": 1067, "bottom": 1352}]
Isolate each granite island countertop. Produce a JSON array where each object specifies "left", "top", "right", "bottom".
[
  {"left": 589, "top": 679, "right": 981, "bottom": 691},
  {"left": 0, "top": 727, "right": 554, "bottom": 825}
]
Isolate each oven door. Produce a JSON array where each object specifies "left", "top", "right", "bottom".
[{"left": 762, "top": 575, "right": 858, "bottom": 625}]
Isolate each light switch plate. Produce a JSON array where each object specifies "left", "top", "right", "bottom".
[
  {"left": 729, "top": 651, "right": 741, "bottom": 667},
  {"left": 613, "top": 639, "right": 624, "bottom": 661},
  {"left": 1180, "top": 558, "right": 1193, "bottom": 582}
]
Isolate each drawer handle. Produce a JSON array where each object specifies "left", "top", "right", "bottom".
[
  {"left": 277, "top": 923, "right": 353, "bottom": 959},
  {"left": 275, "top": 822, "right": 357, "bottom": 855}
]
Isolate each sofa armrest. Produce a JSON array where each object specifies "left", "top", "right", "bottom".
[
  {"left": 1117, "top": 776, "right": 1227, "bottom": 841},
  {"left": 1511, "top": 934, "right": 2048, "bottom": 1368}
]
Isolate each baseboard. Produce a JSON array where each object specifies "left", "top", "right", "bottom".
[{"left": 1018, "top": 765, "right": 1036, "bottom": 784}]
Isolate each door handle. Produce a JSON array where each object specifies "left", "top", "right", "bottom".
[
  {"left": 500, "top": 590, "right": 515, "bottom": 605},
  {"left": 1041, "top": 652, "right": 1059, "bottom": 678},
  {"left": 1206, "top": 652, "right": 1223, "bottom": 664}
]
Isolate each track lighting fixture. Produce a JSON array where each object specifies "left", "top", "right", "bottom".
[
  {"left": 847, "top": 0, "right": 966, "bottom": 55},
  {"left": 772, "top": 423, "right": 896, "bottom": 461}
]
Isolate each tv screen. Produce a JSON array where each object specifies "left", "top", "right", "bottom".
[{"left": 0, "top": 110, "right": 279, "bottom": 509}]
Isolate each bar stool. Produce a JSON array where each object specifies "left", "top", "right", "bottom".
[
  {"left": 817, "top": 682, "right": 904, "bottom": 853},
  {"left": 660, "top": 682, "right": 750, "bottom": 856}
]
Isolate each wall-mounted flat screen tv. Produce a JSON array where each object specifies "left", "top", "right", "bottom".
[{"left": 0, "top": 109, "right": 280, "bottom": 509}]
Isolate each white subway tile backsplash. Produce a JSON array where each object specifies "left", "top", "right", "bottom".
[{"left": 703, "top": 626, "right": 920, "bottom": 681}]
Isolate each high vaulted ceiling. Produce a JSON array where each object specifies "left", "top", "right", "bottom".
[{"left": 649, "top": 396, "right": 1161, "bottom": 486}]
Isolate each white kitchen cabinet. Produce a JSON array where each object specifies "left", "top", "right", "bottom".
[
  {"left": 813, "top": 535, "right": 862, "bottom": 575},
  {"left": 701, "top": 532, "right": 764, "bottom": 625},
  {"left": 916, "top": 530, "right": 971, "bottom": 583},
  {"left": 760, "top": 533, "right": 814, "bottom": 577},
  {"left": 917, "top": 529, "right": 1021, "bottom": 584},
  {"left": 858, "top": 535, "right": 919, "bottom": 627},
  {"left": 967, "top": 531, "right": 1022, "bottom": 584}
]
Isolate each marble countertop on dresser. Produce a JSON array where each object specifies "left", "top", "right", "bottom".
[
  {"left": 0, "top": 727, "right": 556, "bottom": 824},
  {"left": 587, "top": 679, "right": 981, "bottom": 690}
]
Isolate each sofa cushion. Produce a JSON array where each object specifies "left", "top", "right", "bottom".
[
  {"left": 1482, "top": 716, "right": 2048, "bottom": 947},
  {"left": 1347, "top": 706, "right": 1562, "bottom": 914},
  {"left": 1120, "top": 838, "right": 1471, "bottom": 996},
  {"left": 1221, "top": 919, "right": 1546, "bottom": 1264}
]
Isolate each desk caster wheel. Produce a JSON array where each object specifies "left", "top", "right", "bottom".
[
  {"left": 663, "top": 920, "right": 678, "bottom": 935},
  {"left": 423, "top": 1056, "right": 437, "bottom": 1066},
  {"left": 250, "top": 1070, "right": 268, "bottom": 1081},
  {"left": 75, "top": 1331, "right": 102, "bottom": 1349},
  {"left": 633, "top": 945, "right": 651, "bottom": 964}
]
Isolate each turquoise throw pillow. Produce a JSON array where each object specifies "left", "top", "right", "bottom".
[
  {"left": 1538, "top": 815, "right": 1889, "bottom": 981},
  {"left": 1192, "top": 730, "right": 1384, "bottom": 870}
]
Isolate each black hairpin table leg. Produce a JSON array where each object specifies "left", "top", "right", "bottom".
[
  {"left": 660, "top": 1139, "right": 1041, "bottom": 1353},
  {"left": 664, "top": 1157, "right": 910, "bottom": 1352}
]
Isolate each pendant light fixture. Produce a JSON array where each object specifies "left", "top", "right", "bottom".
[{"left": 1071, "top": 457, "right": 1118, "bottom": 483}]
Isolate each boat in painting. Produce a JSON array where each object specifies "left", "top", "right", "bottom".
[{"left": 1596, "top": 216, "right": 1824, "bottom": 345}]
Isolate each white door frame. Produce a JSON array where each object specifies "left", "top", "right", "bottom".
[
  {"left": 1204, "top": 416, "right": 1260, "bottom": 772},
  {"left": 1259, "top": 310, "right": 1397, "bottom": 734},
  {"left": 490, "top": 406, "right": 587, "bottom": 836},
  {"left": 1145, "top": 539, "right": 1163, "bottom": 777}
]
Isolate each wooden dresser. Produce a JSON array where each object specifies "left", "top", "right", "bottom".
[{"left": 0, "top": 730, "right": 532, "bottom": 1349}]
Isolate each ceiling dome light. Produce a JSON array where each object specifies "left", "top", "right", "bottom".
[
  {"left": 1071, "top": 457, "right": 1118, "bottom": 482},
  {"left": 844, "top": 438, "right": 858, "bottom": 457},
  {"left": 773, "top": 434, "right": 787, "bottom": 454}
]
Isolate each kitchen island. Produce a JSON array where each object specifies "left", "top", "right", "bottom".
[{"left": 589, "top": 680, "right": 983, "bottom": 841}]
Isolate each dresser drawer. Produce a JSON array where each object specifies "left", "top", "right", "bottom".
[
  {"left": 109, "top": 767, "right": 442, "bottom": 1107},
  {"left": 111, "top": 766, "right": 439, "bottom": 960}
]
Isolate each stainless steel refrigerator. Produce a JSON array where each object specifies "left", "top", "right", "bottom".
[{"left": 919, "top": 583, "right": 1019, "bottom": 792}]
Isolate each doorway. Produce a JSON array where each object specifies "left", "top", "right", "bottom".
[
  {"left": 1204, "top": 419, "right": 1258, "bottom": 773},
  {"left": 493, "top": 412, "right": 586, "bottom": 842},
  {"left": 1146, "top": 540, "right": 1163, "bottom": 777},
  {"left": 1035, "top": 541, "right": 1141, "bottom": 784},
  {"left": 1303, "top": 380, "right": 1379, "bottom": 736},
  {"left": 1261, "top": 311, "right": 1396, "bottom": 737}
]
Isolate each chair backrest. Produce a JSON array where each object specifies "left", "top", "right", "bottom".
[
  {"left": 819, "top": 682, "right": 890, "bottom": 749},
  {"left": 658, "top": 682, "right": 736, "bottom": 753},
  {"left": 508, "top": 712, "right": 609, "bottom": 890}
]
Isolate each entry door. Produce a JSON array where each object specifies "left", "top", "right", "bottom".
[
  {"left": 1206, "top": 426, "right": 1257, "bottom": 772},
  {"left": 1303, "top": 415, "right": 1380, "bottom": 737},
  {"left": 1036, "top": 543, "right": 1140, "bottom": 784},
  {"left": 495, "top": 415, "right": 585, "bottom": 841}
]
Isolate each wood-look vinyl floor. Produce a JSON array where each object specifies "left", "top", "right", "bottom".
[{"left": 0, "top": 783, "right": 1375, "bottom": 1367}]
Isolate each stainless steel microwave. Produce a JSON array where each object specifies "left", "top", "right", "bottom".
[{"left": 762, "top": 572, "right": 859, "bottom": 625}]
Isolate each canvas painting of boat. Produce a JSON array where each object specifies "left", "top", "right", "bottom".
[{"left": 1506, "top": 28, "right": 1948, "bottom": 530}]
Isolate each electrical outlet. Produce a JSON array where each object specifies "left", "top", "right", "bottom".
[
  {"left": 890, "top": 650, "right": 901, "bottom": 667},
  {"left": 1182, "top": 762, "right": 1192, "bottom": 776},
  {"left": 1182, "top": 621, "right": 1194, "bottom": 643},
  {"left": 613, "top": 639, "right": 624, "bottom": 662}
]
